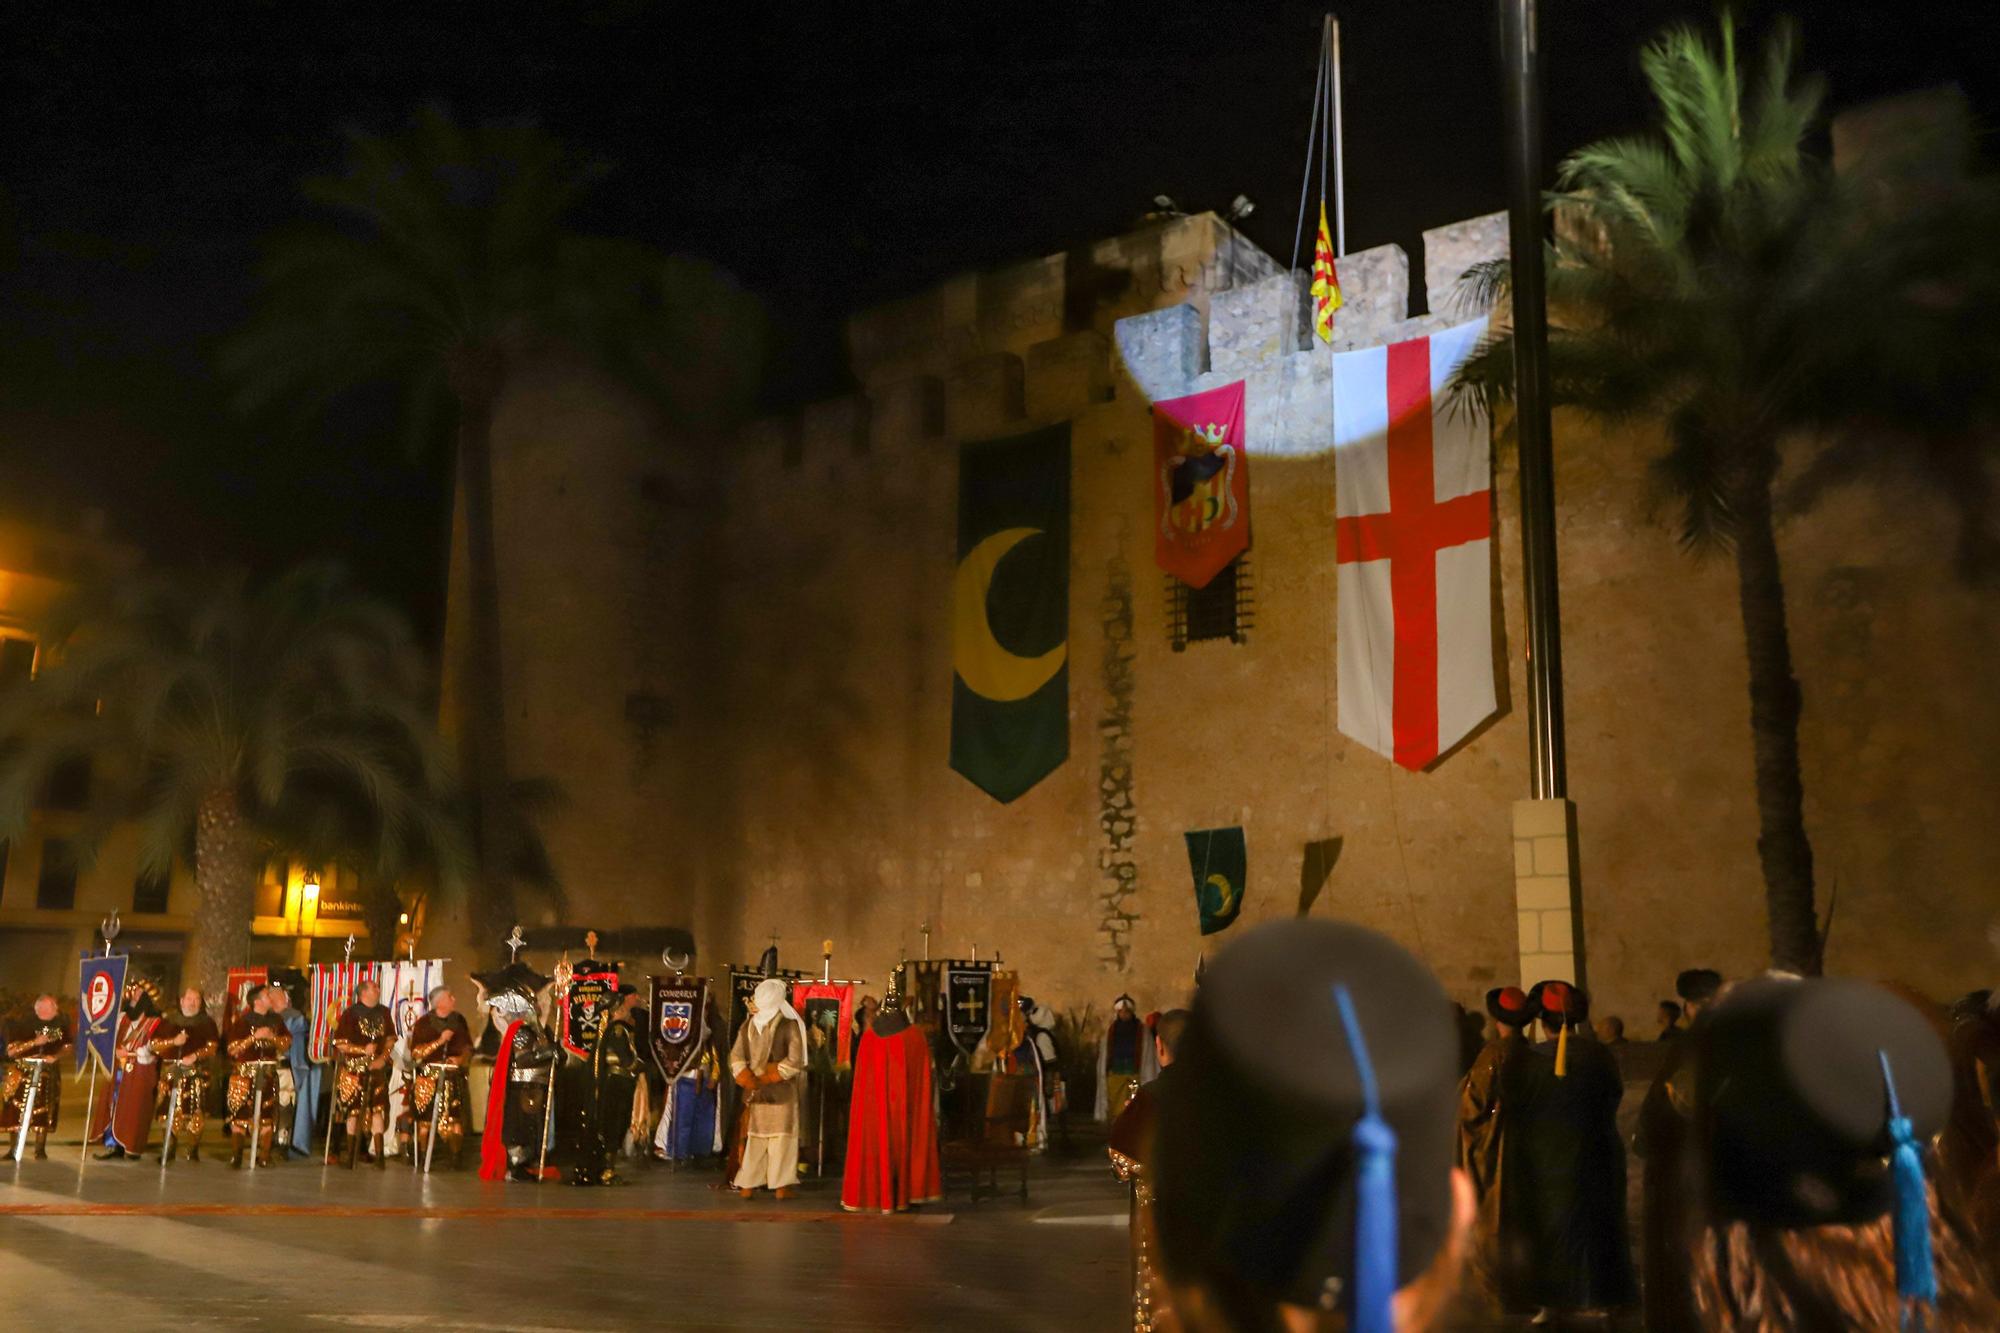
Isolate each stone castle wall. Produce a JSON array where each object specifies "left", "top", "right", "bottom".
[{"left": 444, "top": 204, "right": 1999, "bottom": 1032}]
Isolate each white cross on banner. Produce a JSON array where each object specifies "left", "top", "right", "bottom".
[{"left": 1332, "top": 317, "right": 1497, "bottom": 770}]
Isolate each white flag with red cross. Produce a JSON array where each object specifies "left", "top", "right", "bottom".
[{"left": 1333, "top": 317, "right": 1496, "bottom": 770}]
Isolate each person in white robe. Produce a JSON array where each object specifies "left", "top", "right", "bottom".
[{"left": 729, "top": 978, "right": 807, "bottom": 1197}]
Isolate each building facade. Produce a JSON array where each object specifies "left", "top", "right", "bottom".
[
  {"left": 0, "top": 517, "right": 383, "bottom": 1000},
  {"left": 443, "top": 138, "right": 1997, "bottom": 1030}
]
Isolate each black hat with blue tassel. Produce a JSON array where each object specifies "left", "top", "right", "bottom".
[
  {"left": 1151, "top": 919, "right": 1459, "bottom": 1332},
  {"left": 1693, "top": 976, "right": 1951, "bottom": 1325}
]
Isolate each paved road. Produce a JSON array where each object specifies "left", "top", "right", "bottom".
[{"left": 0, "top": 1143, "right": 1130, "bottom": 1330}]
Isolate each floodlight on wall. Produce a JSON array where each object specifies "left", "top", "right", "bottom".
[{"left": 1227, "top": 194, "right": 1255, "bottom": 221}]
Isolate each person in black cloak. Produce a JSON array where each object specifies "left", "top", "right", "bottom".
[
  {"left": 1494, "top": 979, "right": 1636, "bottom": 1321},
  {"left": 1679, "top": 976, "right": 2000, "bottom": 1331},
  {"left": 1632, "top": 966, "right": 1725, "bottom": 1333},
  {"left": 1151, "top": 919, "right": 1478, "bottom": 1333},
  {"left": 471, "top": 959, "right": 555, "bottom": 1182}
]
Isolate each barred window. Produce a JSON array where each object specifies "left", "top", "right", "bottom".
[{"left": 1167, "top": 555, "right": 1253, "bottom": 651}]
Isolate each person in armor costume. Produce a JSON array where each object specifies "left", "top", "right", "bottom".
[
  {"left": 559, "top": 982, "right": 643, "bottom": 1186},
  {"left": 473, "top": 959, "right": 557, "bottom": 1182},
  {"left": 154, "top": 988, "right": 219, "bottom": 1163},
  {"left": 3, "top": 994, "right": 71, "bottom": 1158},
  {"left": 402, "top": 986, "right": 474, "bottom": 1169},
  {"left": 223, "top": 985, "right": 292, "bottom": 1168},
  {"left": 331, "top": 978, "right": 394, "bottom": 1168},
  {"left": 92, "top": 980, "right": 165, "bottom": 1160}
]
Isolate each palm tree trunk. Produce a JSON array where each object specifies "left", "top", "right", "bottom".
[
  {"left": 450, "top": 352, "right": 518, "bottom": 946},
  {"left": 1730, "top": 470, "right": 1821, "bottom": 974},
  {"left": 183, "top": 788, "right": 262, "bottom": 1002}
]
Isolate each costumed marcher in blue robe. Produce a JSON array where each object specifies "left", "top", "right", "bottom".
[{"left": 277, "top": 987, "right": 318, "bottom": 1158}]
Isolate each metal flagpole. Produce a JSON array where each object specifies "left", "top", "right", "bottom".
[
  {"left": 1329, "top": 15, "right": 1346, "bottom": 257},
  {"left": 538, "top": 963, "right": 568, "bottom": 1182},
  {"left": 1499, "top": 0, "right": 1568, "bottom": 802}
]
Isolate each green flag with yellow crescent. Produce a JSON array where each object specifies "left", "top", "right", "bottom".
[
  {"left": 1186, "top": 826, "right": 1247, "bottom": 935},
  {"left": 950, "top": 426, "right": 1069, "bottom": 803}
]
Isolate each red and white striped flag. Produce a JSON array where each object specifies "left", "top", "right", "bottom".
[
  {"left": 309, "top": 962, "right": 370, "bottom": 1062},
  {"left": 1333, "top": 318, "right": 1496, "bottom": 770}
]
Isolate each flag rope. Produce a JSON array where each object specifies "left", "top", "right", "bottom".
[{"left": 1287, "top": 25, "right": 1329, "bottom": 278}]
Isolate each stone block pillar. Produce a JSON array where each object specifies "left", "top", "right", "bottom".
[{"left": 1512, "top": 798, "right": 1584, "bottom": 987}]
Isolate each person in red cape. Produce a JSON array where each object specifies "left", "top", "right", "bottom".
[
  {"left": 472, "top": 959, "right": 557, "bottom": 1182},
  {"left": 92, "top": 979, "right": 164, "bottom": 1160},
  {"left": 841, "top": 987, "right": 941, "bottom": 1213}
]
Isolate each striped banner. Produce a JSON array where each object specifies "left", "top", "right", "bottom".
[{"left": 306, "top": 960, "right": 446, "bottom": 1061}]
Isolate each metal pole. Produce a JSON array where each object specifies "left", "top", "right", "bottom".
[
  {"left": 249, "top": 1077, "right": 264, "bottom": 1172},
  {"left": 423, "top": 1072, "right": 443, "bottom": 1174},
  {"left": 1330, "top": 16, "right": 1346, "bottom": 256},
  {"left": 1499, "top": 0, "right": 1568, "bottom": 800},
  {"left": 79, "top": 1064, "right": 99, "bottom": 1165},
  {"left": 160, "top": 1076, "right": 178, "bottom": 1169},
  {"left": 14, "top": 1064, "right": 39, "bottom": 1163}
]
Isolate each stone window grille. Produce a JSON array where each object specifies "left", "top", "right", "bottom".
[{"left": 1166, "top": 555, "right": 1253, "bottom": 650}]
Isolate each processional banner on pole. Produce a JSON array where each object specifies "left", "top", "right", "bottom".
[
  {"left": 895, "top": 961, "right": 948, "bottom": 1039},
  {"left": 648, "top": 975, "right": 710, "bottom": 1081},
  {"left": 559, "top": 965, "right": 620, "bottom": 1061},
  {"left": 790, "top": 982, "right": 855, "bottom": 1070},
  {"left": 76, "top": 954, "right": 128, "bottom": 1075},
  {"left": 943, "top": 963, "right": 994, "bottom": 1058},
  {"left": 223, "top": 966, "right": 268, "bottom": 1031}
]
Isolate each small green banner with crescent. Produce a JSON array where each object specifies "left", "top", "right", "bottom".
[
  {"left": 950, "top": 426, "right": 1069, "bottom": 802},
  {"left": 1186, "top": 826, "right": 1247, "bottom": 935}
]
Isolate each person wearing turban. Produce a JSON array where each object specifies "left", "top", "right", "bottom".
[{"left": 729, "top": 977, "right": 808, "bottom": 1199}]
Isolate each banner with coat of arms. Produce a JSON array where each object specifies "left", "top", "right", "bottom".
[
  {"left": 943, "top": 964, "right": 994, "bottom": 1058},
  {"left": 76, "top": 954, "right": 128, "bottom": 1075},
  {"left": 648, "top": 975, "right": 709, "bottom": 1081},
  {"left": 559, "top": 965, "right": 621, "bottom": 1061},
  {"left": 790, "top": 982, "right": 856, "bottom": 1070},
  {"left": 895, "top": 961, "right": 948, "bottom": 1038},
  {"left": 1153, "top": 380, "right": 1250, "bottom": 589}
]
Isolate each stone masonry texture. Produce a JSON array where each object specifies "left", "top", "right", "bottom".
[{"left": 436, "top": 196, "right": 2000, "bottom": 1034}]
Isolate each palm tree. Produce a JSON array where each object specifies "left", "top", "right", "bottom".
[
  {"left": 223, "top": 107, "right": 762, "bottom": 940},
  {"left": 0, "top": 564, "right": 462, "bottom": 999},
  {"left": 1457, "top": 19, "right": 2000, "bottom": 973}
]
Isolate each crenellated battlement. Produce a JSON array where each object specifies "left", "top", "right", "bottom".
[{"left": 737, "top": 208, "right": 1508, "bottom": 476}]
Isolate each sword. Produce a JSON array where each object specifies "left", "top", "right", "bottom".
[
  {"left": 160, "top": 1075, "right": 179, "bottom": 1168},
  {"left": 537, "top": 1054, "right": 556, "bottom": 1182},
  {"left": 248, "top": 1074, "right": 265, "bottom": 1172},
  {"left": 423, "top": 1071, "right": 443, "bottom": 1174},
  {"left": 13, "top": 1062, "right": 40, "bottom": 1162}
]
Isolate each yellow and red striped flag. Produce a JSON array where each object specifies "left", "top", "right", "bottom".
[{"left": 1311, "top": 200, "right": 1343, "bottom": 342}]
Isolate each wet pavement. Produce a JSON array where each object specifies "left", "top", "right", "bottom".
[{"left": 0, "top": 1138, "right": 1129, "bottom": 1330}]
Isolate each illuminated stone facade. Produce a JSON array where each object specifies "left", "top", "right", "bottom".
[{"left": 443, "top": 189, "right": 1997, "bottom": 1031}]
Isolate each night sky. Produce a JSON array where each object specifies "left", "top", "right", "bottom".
[{"left": 3, "top": 1, "right": 1995, "bottom": 636}]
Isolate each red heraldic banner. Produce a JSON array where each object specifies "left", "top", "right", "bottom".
[
  {"left": 1152, "top": 380, "right": 1250, "bottom": 589},
  {"left": 1332, "top": 317, "right": 1496, "bottom": 770},
  {"left": 841, "top": 1022, "right": 942, "bottom": 1214}
]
